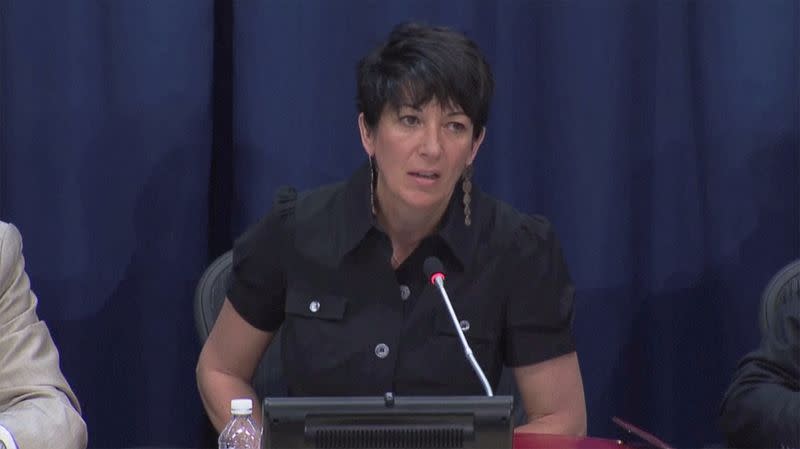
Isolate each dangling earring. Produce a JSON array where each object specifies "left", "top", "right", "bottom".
[
  {"left": 369, "top": 155, "right": 377, "bottom": 216},
  {"left": 462, "top": 164, "right": 473, "bottom": 226}
]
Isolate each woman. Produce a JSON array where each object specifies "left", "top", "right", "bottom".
[{"left": 197, "top": 22, "right": 586, "bottom": 436}]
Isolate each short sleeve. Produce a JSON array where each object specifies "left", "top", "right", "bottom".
[
  {"left": 227, "top": 187, "right": 297, "bottom": 332},
  {"left": 503, "top": 215, "right": 576, "bottom": 367}
]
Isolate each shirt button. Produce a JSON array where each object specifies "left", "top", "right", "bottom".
[
  {"left": 460, "top": 320, "right": 470, "bottom": 332},
  {"left": 309, "top": 300, "right": 320, "bottom": 313},
  {"left": 374, "top": 343, "right": 390, "bottom": 359},
  {"left": 399, "top": 285, "right": 411, "bottom": 301}
]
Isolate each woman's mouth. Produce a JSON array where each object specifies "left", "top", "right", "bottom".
[
  {"left": 408, "top": 171, "right": 441, "bottom": 187},
  {"left": 409, "top": 171, "right": 440, "bottom": 180}
]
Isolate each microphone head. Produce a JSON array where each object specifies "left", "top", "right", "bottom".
[{"left": 423, "top": 257, "right": 446, "bottom": 284}]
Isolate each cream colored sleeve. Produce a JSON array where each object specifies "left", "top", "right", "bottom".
[
  {"left": 0, "top": 222, "right": 88, "bottom": 449},
  {"left": 0, "top": 423, "right": 18, "bottom": 448}
]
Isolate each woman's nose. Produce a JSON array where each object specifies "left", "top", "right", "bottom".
[{"left": 419, "top": 124, "right": 443, "bottom": 158}]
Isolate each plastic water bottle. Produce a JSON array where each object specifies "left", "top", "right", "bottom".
[{"left": 218, "top": 398, "right": 260, "bottom": 449}]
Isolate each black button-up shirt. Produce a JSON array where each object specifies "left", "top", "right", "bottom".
[{"left": 228, "top": 162, "right": 576, "bottom": 396}]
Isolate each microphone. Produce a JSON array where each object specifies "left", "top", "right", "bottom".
[{"left": 423, "top": 256, "right": 494, "bottom": 396}]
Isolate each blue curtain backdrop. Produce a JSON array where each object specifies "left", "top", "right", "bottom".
[
  {"left": 1, "top": 1, "right": 798, "bottom": 448},
  {"left": 0, "top": 1, "right": 216, "bottom": 447}
]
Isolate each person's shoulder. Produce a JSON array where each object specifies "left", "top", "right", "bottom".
[
  {"left": 234, "top": 181, "right": 347, "bottom": 256},
  {"left": 243, "top": 179, "right": 341, "bottom": 225},
  {"left": 293, "top": 180, "right": 348, "bottom": 223},
  {"left": 478, "top": 192, "right": 557, "bottom": 252},
  {"left": 0, "top": 220, "right": 18, "bottom": 240},
  {"left": 0, "top": 221, "right": 25, "bottom": 293},
  {"left": 0, "top": 221, "right": 23, "bottom": 260}
]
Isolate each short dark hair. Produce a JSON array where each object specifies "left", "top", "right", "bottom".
[{"left": 357, "top": 23, "right": 494, "bottom": 139}]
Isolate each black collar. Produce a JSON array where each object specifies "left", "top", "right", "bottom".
[{"left": 337, "top": 161, "right": 477, "bottom": 271}]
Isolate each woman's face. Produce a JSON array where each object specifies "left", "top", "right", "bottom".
[{"left": 358, "top": 100, "right": 485, "bottom": 215}]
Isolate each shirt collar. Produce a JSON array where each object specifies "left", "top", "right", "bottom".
[
  {"left": 339, "top": 161, "right": 375, "bottom": 261},
  {"left": 338, "top": 161, "right": 477, "bottom": 270}
]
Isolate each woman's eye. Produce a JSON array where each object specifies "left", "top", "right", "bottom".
[
  {"left": 400, "top": 116, "right": 420, "bottom": 126},
  {"left": 447, "top": 122, "right": 467, "bottom": 133}
]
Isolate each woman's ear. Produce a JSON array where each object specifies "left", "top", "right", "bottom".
[
  {"left": 467, "top": 126, "right": 486, "bottom": 165},
  {"left": 358, "top": 113, "right": 375, "bottom": 157}
]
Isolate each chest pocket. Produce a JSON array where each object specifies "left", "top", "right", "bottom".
[
  {"left": 285, "top": 293, "right": 348, "bottom": 321},
  {"left": 283, "top": 290, "right": 354, "bottom": 377},
  {"left": 430, "top": 306, "right": 502, "bottom": 393},
  {"left": 434, "top": 308, "right": 498, "bottom": 344}
]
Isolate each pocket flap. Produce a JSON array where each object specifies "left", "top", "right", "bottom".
[
  {"left": 286, "top": 294, "right": 348, "bottom": 321},
  {"left": 435, "top": 310, "right": 496, "bottom": 343}
]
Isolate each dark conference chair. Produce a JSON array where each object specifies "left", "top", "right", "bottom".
[
  {"left": 194, "top": 249, "right": 288, "bottom": 399},
  {"left": 759, "top": 259, "right": 800, "bottom": 335},
  {"left": 194, "top": 250, "right": 526, "bottom": 423}
]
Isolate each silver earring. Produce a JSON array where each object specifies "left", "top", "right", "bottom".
[
  {"left": 462, "top": 164, "right": 473, "bottom": 226},
  {"left": 369, "top": 156, "right": 377, "bottom": 216}
]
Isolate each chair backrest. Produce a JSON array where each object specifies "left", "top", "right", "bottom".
[
  {"left": 194, "top": 250, "right": 288, "bottom": 399},
  {"left": 194, "top": 250, "right": 233, "bottom": 342},
  {"left": 194, "top": 250, "right": 525, "bottom": 422},
  {"left": 759, "top": 259, "right": 800, "bottom": 336}
]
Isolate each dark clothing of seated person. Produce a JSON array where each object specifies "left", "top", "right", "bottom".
[
  {"left": 720, "top": 289, "right": 799, "bottom": 448},
  {"left": 196, "top": 22, "right": 587, "bottom": 436}
]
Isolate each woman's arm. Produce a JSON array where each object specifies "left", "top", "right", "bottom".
[
  {"left": 196, "top": 299, "right": 273, "bottom": 431},
  {"left": 513, "top": 351, "right": 587, "bottom": 436}
]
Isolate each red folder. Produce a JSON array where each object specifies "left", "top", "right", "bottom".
[
  {"left": 513, "top": 432, "right": 634, "bottom": 449},
  {"left": 611, "top": 416, "right": 676, "bottom": 449}
]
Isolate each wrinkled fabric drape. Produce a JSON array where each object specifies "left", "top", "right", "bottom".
[{"left": 1, "top": 1, "right": 214, "bottom": 447}]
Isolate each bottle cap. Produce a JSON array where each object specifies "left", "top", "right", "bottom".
[{"left": 231, "top": 398, "right": 253, "bottom": 415}]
